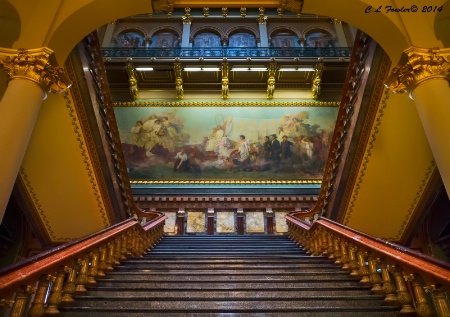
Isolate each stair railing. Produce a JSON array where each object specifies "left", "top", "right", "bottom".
[
  {"left": 287, "top": 212, "right": 450, "bottom": 317},
  {"left": 0, "top": 212, "right": 165, "bottom": 317}
]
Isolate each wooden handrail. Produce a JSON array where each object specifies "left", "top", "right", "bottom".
[{"left": 0, "top": 212, "right": 165, "bottom": 297}]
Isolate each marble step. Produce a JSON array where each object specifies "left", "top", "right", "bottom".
[
  {"left": 125, "top": 257, "right": 331, "bottom": 264},
  {"left": 96, "top": 272, "right": 355, "bottom": 282},
  {"left": 78, "top": 288, "right": 380, "bottom": 299},
  {"left": 60, "top": 298, "right": 398, "bottom": 311},
  {"left": 113, "top": 264, "right": 340, "bottom": 270},
  {"left": 104, "top": 269, "right": 351, "bottom": 276},
  {"left": 58, "top": 310, "right": 399, "bottom": 317},
  {"left": 90, "top": 280, "right": 367, "bottom": 289}
]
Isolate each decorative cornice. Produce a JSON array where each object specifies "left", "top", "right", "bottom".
[
  {"left": 0, "top": 47, "right": 71, "bottom": 98},
  {"left": 114, "top": 101, "right": 340, "bottom": 107},
  {"left": 385, "top": 46, "right": 450, "bottom": 98}
]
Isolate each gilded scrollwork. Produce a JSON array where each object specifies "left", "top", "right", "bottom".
[
  {"left": 385, "top": 46, "right": 450, "bottom": 97},
  {"left": 0, "top": 47, "right": 72, "bottom": 97}
]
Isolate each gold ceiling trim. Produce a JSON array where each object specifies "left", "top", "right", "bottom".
[
  {"left": 130, "top": 179, "right": 321, "bottom": 185},
  {"left": 63, "top": 91, "right": 110, "bottom": 229},
  {"left": 65, "top": 55, "right": 117, "bottom": 226},
  {"left": 343, "top": 88, "right": 390, "bottom": 225},
  {"left": 337, "top": 50, "right": 392, "bottom": 222},
  {"left": 393, "top": 160, "right": 438, "bottom": 243},
  {"left": 114, "top": 101, "right": 340, "bottom": 107},
  {"left": 16, "top": 168, "right": 55, "bottom": 243}
]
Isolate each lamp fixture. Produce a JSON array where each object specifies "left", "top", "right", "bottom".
[
  {"left": 279, "top": 67, "right": 315, "bottom": 71},
  {"left": 183, "top": 67, "right": 220, "bottom": 71},
  {"left": 136, "top": 67, "right": 154, "bottom": 71},
  {"left": 231, "top": 67, "right": 268, "bottom": 71}
]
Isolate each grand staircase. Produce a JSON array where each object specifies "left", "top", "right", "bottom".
[{"left": 60, "top": 235, "right": 401, "bottom": 316}]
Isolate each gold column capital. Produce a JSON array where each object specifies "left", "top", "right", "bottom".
[
  {"left": 385, "top": 46, "right": 450, "bottom": 98},
  {"left": 0, "top": 47, "right": 72, "bottom": 98}
]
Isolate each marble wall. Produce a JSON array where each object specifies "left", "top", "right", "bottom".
[
  {"left": 163, "top": 211, "right": 177, "bottom": 234},
  {"left": 186, "top": 211, "right": 206, "bottom": 233},
  {"left": 216, "top": 211, "right": 235, "bottom": 233},
  {"left": 245, "top": 211, "right": 265, "bottom": 233},
  {"left": 275, "top": 211, "right": 289, "bottom": 233}
]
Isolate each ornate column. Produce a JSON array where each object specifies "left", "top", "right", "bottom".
[
  {"left": 181, "top": 8, "right": 193, "bottom": 48},
  {"left": 385, "top": 47, "right": 450, "bottom": 195},
  {"left": 101, "top": 22, "right": 117, "bottom": 47},
  {"left": 0, "top": 47, "right": 71, "bottom": 221},
  {"left": 330, "top": 19, "right": 347, "bottom": 47},
  {"left": 257, "top": 8, "right": 269, "bottom": 48}
]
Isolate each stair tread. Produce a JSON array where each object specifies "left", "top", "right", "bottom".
[{"left": 63, "top": 235, "right": 400, "bottom": 316}]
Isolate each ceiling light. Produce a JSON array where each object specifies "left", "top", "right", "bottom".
[
  {"left": 183, "top": 67, "right": 202, "bottom": 71},
  {"left": 201, "top": 67, "right": 220, "bottom": 71},
  {"left": 136, "top": 67, "right": 154, "bottom": 71},
  {"left": 231, "top": 67, "right": 268, "bottom": 71},
  {"left": 279, "top": 67, "right": 315, "bottom": 71}
]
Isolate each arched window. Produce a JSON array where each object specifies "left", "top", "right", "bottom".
[
  {"left": 193, "top": 32, "right": 221, "bottom": 48},
  {"left": 229, "top": 32, "right": 256, "bottom": 47},
  {"left": 271, "top": 31, "right": 298, "bottom": 48},
  {"left": 152, "top": 31, "right": 179, "bottom": 48},
  {"left": 116, "top": 31, "right": 144, "bottom": 48},
  {"left": 305, "top": 30, "right": 334, "bottom": 48}
]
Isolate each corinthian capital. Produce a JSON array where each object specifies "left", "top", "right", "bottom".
[
  {"left": 0, "top": 47, "right": 72, "bottom": 97},
  {"left": 385, "top": 46, "right": 450, "bottom": 97}
]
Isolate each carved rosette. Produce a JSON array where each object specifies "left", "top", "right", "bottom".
[
  {"left": 385, "top": 46, "right": 450, "bottom": 98},
  {"left": 0, "top": 47, "right": 72, "bottom": 98}
]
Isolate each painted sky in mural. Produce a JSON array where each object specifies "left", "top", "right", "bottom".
[{"left": 115, "top": 106, "right": 338, "bottom": 181}]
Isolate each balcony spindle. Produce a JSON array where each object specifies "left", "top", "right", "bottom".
[
  {"left": 428, "top": 284, "right": 450, "bottom": 317},
  {"left": 333, "top": 237, "right": 342, "bottom": 264},
  {"left": 347, "top": 245, "right": 359, "bottom": 277},
  {"left": 61, "top": 266, "right": 77, "bottom": 302},
  {"left": 381, "top": 262, "right": 398, "bottom": 303},
  {"left": 409, "top": 275, "right": 434, "bottom": 317},
  {"left": 45, "top": 266, "right": 67, "bottom": 314},
  {"left": 367, "top": 256, "right": 383, "bottom": 294},
  {"left": 106, "top": 242, "right": 115, "bottom": 270},
  {"left": 321, "top": 230, "right": 329, "bottom": 256},
  {"left": 10, "top": 285, "right": 34, "bottom": 317},
  {"left": 98, "top": 246, "right": 108, "bottom": 277},
  {"left": 28, "top": 274, "right": 53, "bottom": 317},
  {"left": 340, "top": 241, "right": 350, "bottom": 270},
  {"left": 87, "top": 251, "right": 100, "bottom": 283},
  {"left": 75, "top": 257, "right": 89, "bottom": 292},
  {"left": 114, "top": 237, "right": 122, "bottom": 263},
  {"left": 357, "top": 250, "right": 370, "bottom": 285},
  {"left": 327, "top": 232, "right": 334, "bottom": 259},
  {"left": 391, "top": 266, "right": 415, "bottom": 314}
]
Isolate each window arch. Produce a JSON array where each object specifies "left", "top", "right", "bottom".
[
  {"left": 151, "top": 30, "right": 180, "bottom": 48},
  {"left": 228, "top": 31, "right": 257, "bottom": 47},
  {"left": 116, "top": 30, "right": 145, "bottom": 48},
  {"left": 193, "top": 32, "right": 221, "bottom": 48},
  {"left": 304, "top": 29, "right": 335, "bottom": 48},
  {"left": 270, "top": 29, "right": 298, "bottom": 48}
]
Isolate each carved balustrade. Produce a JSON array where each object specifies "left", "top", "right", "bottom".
[
  {"left": 287, "top": 213, "right": 450, "bottom": 317},
  {"left": 0, "top": 212, "right": 165, "bottom": 317}
]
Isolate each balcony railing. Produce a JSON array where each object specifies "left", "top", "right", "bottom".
[
  {"left": 102, "top": 47, "right": 352, "bottom": 59},
  {"left": 0, "top": 212, "right": 166, "bottom": 316},
  {"left": 287, "top": 213, "right": 450, "bottom": 317}
]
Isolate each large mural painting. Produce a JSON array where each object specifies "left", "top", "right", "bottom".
[{"left": 114, "top": 103, "right": 338, "bottom": 183}]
